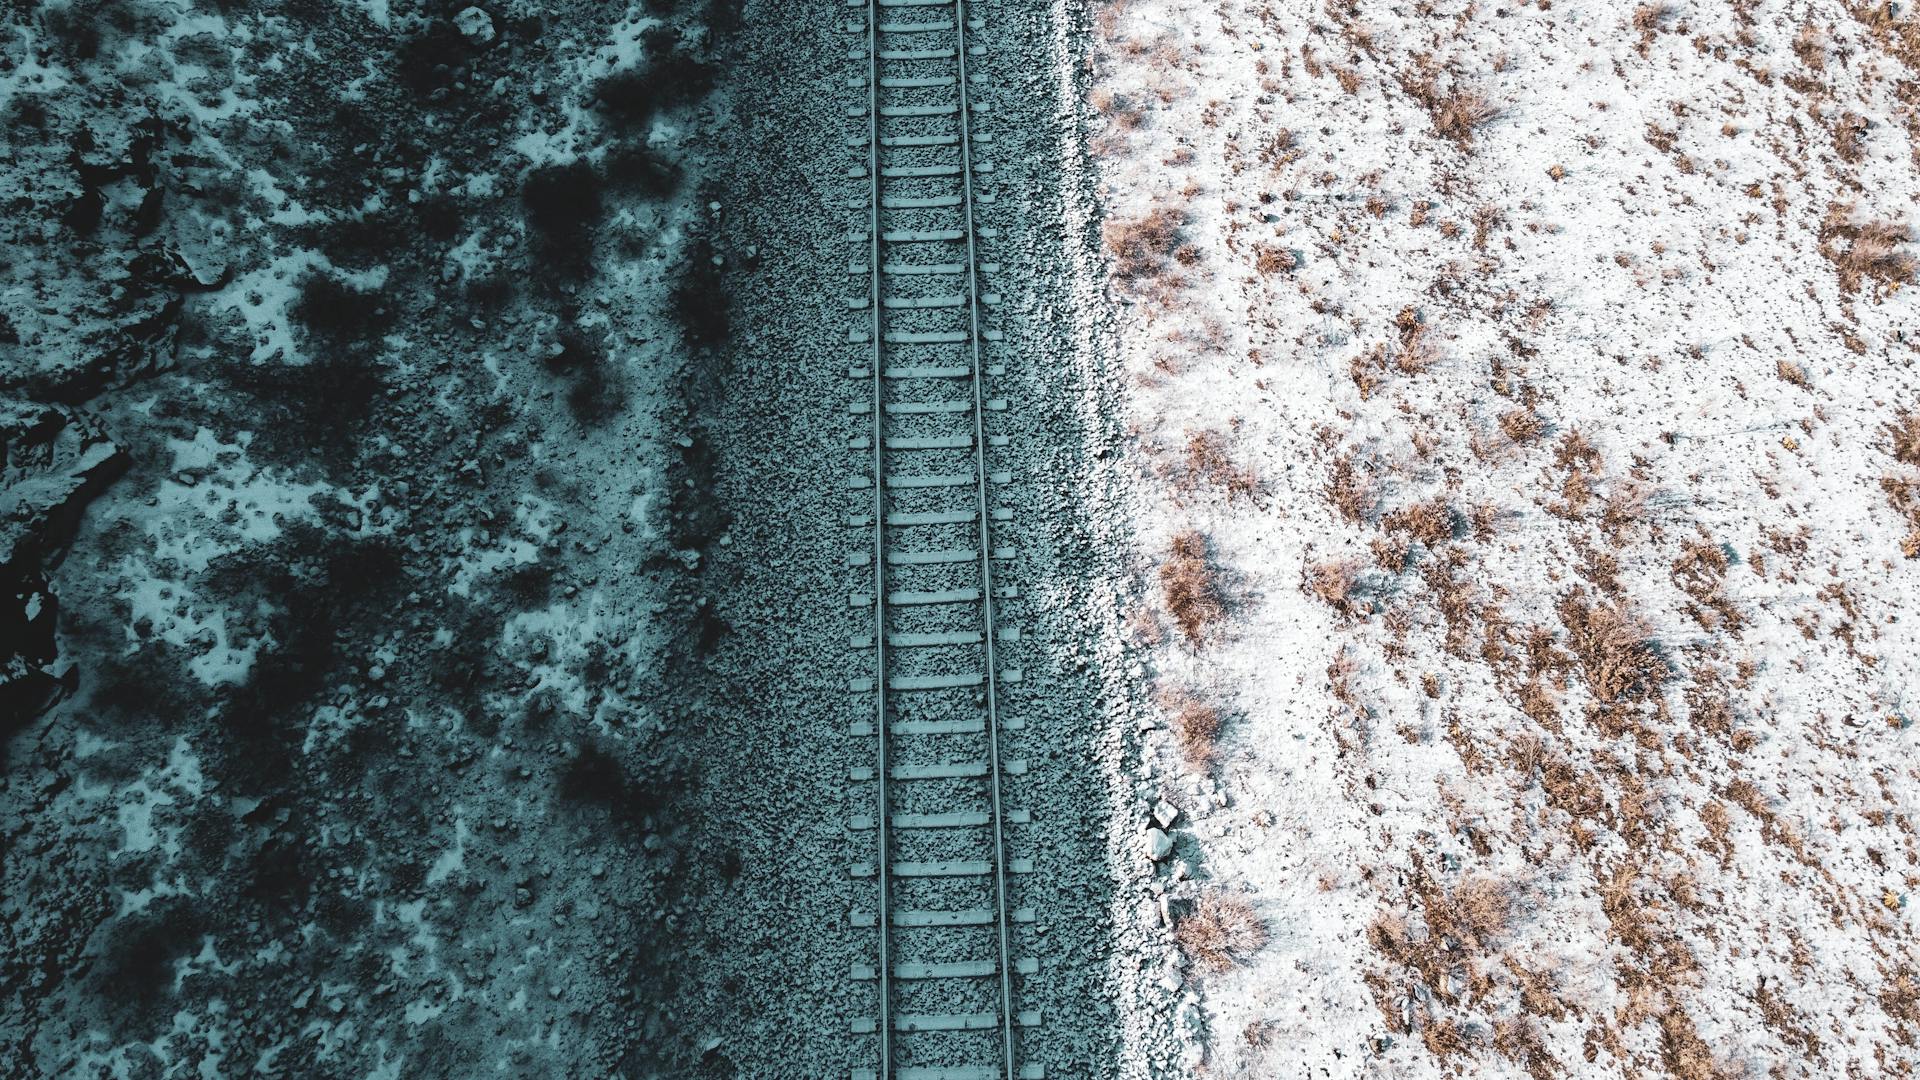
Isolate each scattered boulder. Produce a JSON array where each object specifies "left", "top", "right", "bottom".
[
  {"left": 1146, "top": 828, "right": 1174, "bottom": 862},
  {"left": 0, "top": 399, "right": 126, "bottom": 729},
  {"left": 455, "top": 7, "right": 496, "bottom": 46}
]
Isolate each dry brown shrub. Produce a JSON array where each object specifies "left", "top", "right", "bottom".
[
  {"left": 1503, "top": 957, "right": 1570, "bottom": 1022},
  {"left": 1539, "top": 751, "right": 1606, "bottom": 826},
  {"left": 1492, "top": 1017, "right": 1560, "bottom": 1080},
  {"left": 1444, "top": 875, "right": 1515, "bottom": 947},
  {"left": 1886, "top": 410, "right": 1920, "bottom": 466},
  {"left": 1431, "top": 89, "right": 1499, "bottom": 146},
  {"left": 1633, "top": 2, "right": 1673, "bottom": 51},
  {"left": 1880, "top": 966, "right": 1920, "bottom": 1030},
  {"left": 1174, "top": 701, "right": 1221, "bottom": 769},
  {"left": 1424, "top": 553, "right": 1478, "bottom": 656},
  {"left": 1348, "top": 344, "right": 1388, "bottom": 400},
  {"left": 1396, "top": 335, "right": 1439, "bottom": 375},
  {"left": 1104, "top": 207, "right": 1185, "bottom": 279},
  {"left": 1598, "top": 862, "right": 1656, "bottom": 952},
  {"left": 1258, "top": 127, "right": 1300, "bottom": 169},
  {"left": 1326, "top": 452, "right": 1377, "bottom": 523},
  {"left": 1368, "top": 911, "right": 1451, "bottom": 1006},
  {"left": 1371, "top": 859, "right": 1519, "bottom": 1027},
  {"left": 1601, "top": 481, "right": 1650, "bottom": 540},
  {"left": 1306, "top": 558, "right": 1362, "bottom": 612},
  {"left": 1554, "top": 429, "right": 1602, "bottom": 471},
  {"left": 1499, "top": 409, "right": 1546, "bottom": 443},
  {"left": 1792, "top": 24, "right": 1826, "bottom": 70},
  {"left": 1517, "top": 679, "right": 1559, "bottom": 728},
  {"left": 1469, "top": 502, "right": 1498, "bottom": 541},
  {"left": 1557, "top": 590, "right": 1666, "bottom": 702},
  {"left": 1381, "top": 309, "right": 1432, "bottom": 374},
  {"left": 1371, "top": 535, "right": 1410, "bottom": 572},
  {"left": 1159, "top": 686, "right": 1223, "bottom": 770},
  {"left": 1327, "top": 648, "right": 1360, "bottom": 708},
  {"left": 1725, "top": 778, "right": 1815, "bottom": 863},
  {"left": 1884, "top": 473, "right": 1920, "bottom": 519},
  {"left": 1383, "top": 498, "right": 1455, "bottom": 545},
  {"left": 1700, "top": 800, "right": 1733, "bottom": 866},
  {"left": 1552, "top": 468, "right": 1592, "bottom": 520},
  {"left": 1180, "top": 430, "right": 1258, "bottom": 501},
  {"left": 1657, "top": 1005, "right": 1728, "bottom": 1080},
  {"left": 1776, "top": 358, "right": 1811, "bottom": 388},
  {"left": 1819, "top": 203, "right": 1916, "bottom": 296},
  {"left": 1161, "top": 529, "right": 1225, "bottom": 643},
  {"left": 1254, "top": 245, "right": 1296, "bottom": 275},
  {"left": 1672, "top": 533, "right": 1744, "bottom": 633},
  {"left": 1880, "top": 473, "right": 1920, "bottom": 556},
  {"left": 1834, "top": 111, "right": 1868, "bottom": 163},
  {"left": 1421, "top": 1015, "right": 1476, "bottom": 1057},
  {"left": 1177, "top": 891, "right": 1267, "bottom": 971}
]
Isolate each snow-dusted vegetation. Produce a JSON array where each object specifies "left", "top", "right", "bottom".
[{"left": 1083, "top": 0, "right": 1920, "bottom": 1074}]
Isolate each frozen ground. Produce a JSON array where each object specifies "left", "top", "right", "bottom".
[
  {"left": 0, "top": 0, "right": 742, "bottom": 1074},
  {"left": 1077, "top": 0, "right": 1920, "bottom": 1076}
]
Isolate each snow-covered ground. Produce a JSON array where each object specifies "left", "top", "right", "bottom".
[{"left": 1081, "top": 0, "right": 1920, "bottom": 1075}]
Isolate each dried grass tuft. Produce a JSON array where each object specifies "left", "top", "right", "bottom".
[
  {"left": 1327, "top": 452, "right": 1378, "bottom": 524},
  {"left": 1820, "top": 203, "right": 1915, "bottom": 296},
  {"left": 1886, "top": 410, "right": 1920, "bottom": 466},
  {"left": 1633, "top": 2, "right": 1673, "bottom": 51},
  {"left": 1421, "top": 1015, "right": 1477, "bottom": 1057},
  {"left": 1431, "top": 89, "right": 1499, "bottom": 146},
  {"left": 1176, "top": 891, "right": 1267, "bottom": 971},
  {"left": 1557, "top": 590, "right": 1667, "bottom": 702},
  {"left": 1307, "top": 557, "right": 1363, "bottom": 612},
  {"left": 1181, "top": 430, "right": 1259, "bottom": 501},
  {"left": 1880, "top": 966, "right": 1920, "bottom": 1029},
  {"left": 1104, "top": 207, "right": 1186, "bottom": 279},
  {"left": 1254, "top": 245, "right": 1297, "bottom": 275},
  {"left": 1499, "top": 409, "right": 1547, "bottom": 443},
  {"left": 1173, "top": 698, "right": 1221, "bottom": 769},
  {"left": 1161, "top": 529, "right": 1225, "bottom": 643},
  {"left": 1383, "top": 498, "right": 1456, "bottom": 546}
]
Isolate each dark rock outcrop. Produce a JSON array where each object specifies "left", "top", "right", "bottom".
[{"left": 1, "top": 400, "right": 126, "bottom": 728}]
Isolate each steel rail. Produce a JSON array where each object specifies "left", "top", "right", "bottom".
[
  {"left": 861, "top": 0, "right": 893, "bottom": 1070},
  {"left": 948, "top": 2, "right": 1020, "bottom": 1077}
]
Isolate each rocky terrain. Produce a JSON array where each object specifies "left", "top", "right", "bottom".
[{"left": 0, "top": 0, "right": 749, "bottom": 1073}]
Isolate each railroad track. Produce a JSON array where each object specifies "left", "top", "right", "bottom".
[{"left": 843, "top": 1, "right": 1042, "bottom": 1078}]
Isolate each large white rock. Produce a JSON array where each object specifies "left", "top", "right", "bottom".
[
  {"left": 454, "top": 6, "right": 495, "bottom": 45},
  {"left": 1146, "top": 827, "right": 1174, "bottom": 861}
]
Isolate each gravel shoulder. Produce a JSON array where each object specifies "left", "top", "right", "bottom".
[{"left": 656, "top": 0, "right": 1159, "bottom": 1075}]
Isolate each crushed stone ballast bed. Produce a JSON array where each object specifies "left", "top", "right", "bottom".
[{"left": 840, "top": 1, "right": 1046, "bottom": 1078}]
